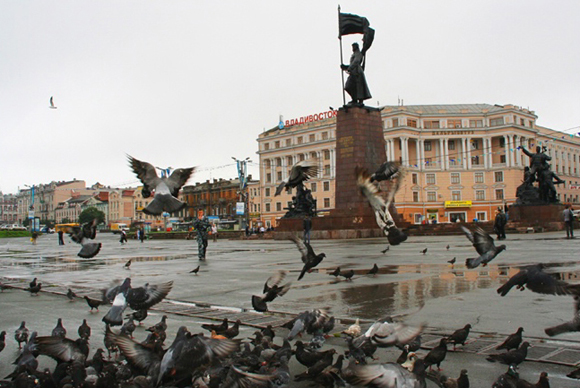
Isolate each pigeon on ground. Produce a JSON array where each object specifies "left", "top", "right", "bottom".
[
  {"left": 424, "top": 338, "right": 448, "bottom": 370},
  {"left": 330, "top": 267, "right": 341, "bottom": 277},
  {"left": 438, "top": 369, "right": 470, "bottom": 388},
  {"left": 66, "top": 288, "right": 77, "bottom": 301},
  {"left": 492, "top": 364, "right": 519, "bottom": 388},
  {"left": 545, "top": 295, "right": 580, "bottom": 336},
  {"left": 275, "top": 160, "right": 319, "bottom": 196},
  {"left": 370, "top": 161, "right": 401, "bottom": 183},
  {"left": 342, "top": 318, "right": 361, "bottom": 338},
  {"left": 381, "top": 246, "right": 390, "bottom": 254},
  {"left": 26, "top": 282, "right": 41, "bottom": 295},
  {"left": 294, "top": 349, "right": 336, "bottom": 382},
  {"left": 367, "top": 264, "right": 379, "bottom": 276},
  {"left": 252, "top": 270, "right": 292, "bottom": 312},
  {"left": 14, "top": 321, "right": 29, "bottom": 349},
  {"left": 497, "top": 263, "right": 580, "bottom": 296},
  {"left": 567, "top": 367, "right": 580, "bottom": 379},
  {"left": 147, "top": 315, "right": 168, "bottom": 333},
  {"left": 461, "top": 226, "right": 506, "bottom": 269},
  {"left": 78, "top": 319, "right": 91, "bottom": 340},
  {"left": 515, "top": 371, "right": 549, "bottom": 388},
  {"left": 290, "top": 235, "right": 326, "bottom": 280},
  {"left": 128, "top": 155, "right": 195, "bottom": 215},
  {"left": 340, "top": 269, "right": 355, "bottom": 281},
  {"left": 448, "top": 257, "right": 456, "bottom": 265},
  {"left": 222, "top": 320, "right": 241, "bottom": 339},
  {"left": 49, "top": 96, "right": 57, "bottom": 109},
  {"left": 496, "top": 327, "right": 524, "bottom": 351},
  {"left": 102, "top": 278, "right": 173, "bottom": 326},
  {"left": 124, "top": 260, "right": 131, "bottom": 270},
  {"left": 343, "top": 360, "right": 426, "bottom": 387},
  {"left": 202, "top": 318, "right": 229, "bottom": 334},
  {"left": 356, "top": 167, "right": 407, "bottom": 245},
  {"left": 83, "top": 296, "right": 102, "bottom": 312},
  {"left": 421, "top": 248, "right": 428, "bottom": 255},
  {"left": 352, "top": 317, "right": 424, "bottom": 351},
  {"left": 69, "top": 219, "right": 101, "bottom": 258},
  {"left": 36, "top": 335, "right": 90, "bottom": 364},
  {"left": 127, "top": 309, "right": 148, "bottom": 325},
  {"left": 486, "top": 341, "right": 530, "bottom": 365},
  {"left": 285, "top": 309, "right": 334, "bottom": 341},
  {"left": 29, "top": 278, "right": 37, "bottom": 289},
  {"left": 189, "top": 265, "right": 200, "bottom": 274},
  {"left": 446, "top": 324, "right": 471, "bottom": 351},
  {"left": 446, "top": 244, "right": 450, "bottom": 250},
  {"left": 121, "top": 318, "right": 136, "bottom": 338},
  {"left": 51, "top": 318, "right": 66, "bottom": 338}
]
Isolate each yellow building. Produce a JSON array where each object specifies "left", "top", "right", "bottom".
[{"left": 257, "top": 103, "right": 580, "bottom": 226}]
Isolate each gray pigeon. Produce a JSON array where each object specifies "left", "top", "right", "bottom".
[
  {"left": 69, "top": 219, "right": 101, "bottom": 258},
  {"left": 252, "top": 270, "right": 292, "bottom": 312},
  {"left": 290, "top": 235, "right": 326, "bottom": 281},
  {"left": 370, "top": 161, "right": 401, "bottom": 182},
  {"left": 497, "top": 263, "right": 580, "bottom": 297},
  {"left": 545, "top": 295, "right": 580, "bottom": 337},
  {"left": 461, "top": 226, "right": 506, "bottom": 269},
  {"left": 128, "top": 155, "right": 195, "bottom": 215},
  {"left": 275, "top": 160, "right": 319, "bottom": 196}
]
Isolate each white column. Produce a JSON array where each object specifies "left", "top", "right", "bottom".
[
  {"left": 330, "top": 149, "right": 335, "bottom": 178},
  {"left": 438, "top": 139, "right": 444, "bottom": 169},
  {"left": 503, "top": 135, "right": 510, "bottom": 167},
  {"left": 462, "top": 138, "right": 468, "bottom": 169},
  {"left": 403, "top": 137, "right": 409, "bottom": 166},
  {"left": 466, "top": 138, "right": 472, "bottom": 169},
  {"left": 415, "top": 139, "right": 421, "bottom": 169},
  {"left": 317, "top": 151, "right": 323, "bottom": 178},
  {"left": 419, "top": 139, "right": 425, "bottom": 171},
  {"left": 565, "top": 150, "right": 570, "bottom": 175},
  {"left": 443, "top": 138, "right": 449, "bottom": 170},
  {"left": 385, "top": 142, "right": 390, "bottom": 162},
  {"left": 575, "top": 152, "right": 579, "bottom": 177}
]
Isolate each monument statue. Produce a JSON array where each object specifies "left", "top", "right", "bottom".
[
  {"left": 341, "top": 42, "right": 371, "bottom": 105},
  {"left": 516, "top": 146, "right": 563, "bottom": 204}
]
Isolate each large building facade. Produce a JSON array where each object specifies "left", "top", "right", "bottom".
[{"left": 257, "top": 104, "right": 580, "bottom": 226}]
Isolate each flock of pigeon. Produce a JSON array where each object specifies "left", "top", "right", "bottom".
[{"left": 1, "top": 160, "right": 579, "bottom": 387}]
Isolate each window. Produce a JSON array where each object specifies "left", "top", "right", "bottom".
[
  {"left": 286, "top": 156, "right": 293, "bottom": 166},
  {"left": 427, "top": 192, "right": 437, "bottom": 202},
  {"left": 413, "top": 192, "right": 419, "bottom": 202},
  {"left": 476, "top": 190, "right": 485, "bottom": 200},
  {"left": 324, "top": 150, "right": 330, "bottom": 160},
  {"left": 451, "top": 173, "right": 460, "bottom": 184},
  {"left": 448, "top": 119, "right": 462, "bottom": 129},
  {"left": 500, "top": 155, "right": 506, "bottom": 163},
  {"left": 490, "top": 117, "right": 504, "bottom": 126},
  {"left": 392, "top": 118, "right": 399, "bottom": 127},
  {"left": 495, "top": 171, "right": 503, "bottom": 182},
  {"left": 495, "top": 189, "right": 504, "bottom": 200},
  {"left": 499, "top": 138, "right": 505, "bottom": 148},
  {"left": 298, "top": 154, "right": 305, "bottom": 161},
  {"left": 324, "top": 165, "right": 330, "bottom": 175},
  {"left": 408, "top": 119, "right": 417, "bottom": 128},
  {"left": 311, "top": 183, "right": 317, "bottom": 192},
  {"left": 277, "top": 171, "right": 282, "bottom": 181},
  {"left": 265, "top": 187, "right": 270, "bottom": 197},
  {"left": 323, "top": 181, "right": 330, "bottom": 191},
  {"left": 452, "top": 191, "right": 461, "bottom": 201},
  {"left": 448, "top": 140, "right": 455, "bottom": 150},
  {"left": 475, "top": 172, "right": 484, "bottom": 183},
  {"left": 424, "top": 120, "right": 440, "bottom": 129},
  {"left": 297, "top": 136, "right": 303, "bottom": 144},
  {"left": 309, "top": 134, "right": 315, "bottom": 142},
  {"left": 285, "top": 139, "right": 292, "bottom": 147},
  {"left": 266, "top": 173, "right": 271, "bottom": 183},
  {"left": 412, "top": 173, "right": 418, "bottom": 184},
  {"left": 275, "top": 141, "right": 280, "bottom": 148},
  {"left": 469, "top": 119, "right": 483, "bottom": 128},
  {"left": 424, "top": 141, "right": 432, "bottom": 151},
  {"left": 264, "top": 143, "right": 270, "bottom": 150},
  {"left": 324, "top": 198, "right": 330, "bottom": 207},
  {"left": 426, "top": 174, "right": 436, "bottom": 185},
  {"left": 276, "top": 202, "right": 282, "bottom": 211},
  {"left": 322, "top": 132, "right": 328, "bottom": 140},
  {"left": 265, "top": 203, "right": 271, "bottom": 212},
  {"left": 471, "top": 140, "right": 479, "bottom": 150}
]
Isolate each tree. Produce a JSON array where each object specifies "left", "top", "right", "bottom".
[{"left": 78, "top": 207, "right": 105, "bottom": 225}]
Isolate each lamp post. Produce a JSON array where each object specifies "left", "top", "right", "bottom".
[
  {"left": 232, "top": 157, "right": 251, "bottom": 230},
  {"left": 24, "top": 184, "right": 35, "bottom": 231}
]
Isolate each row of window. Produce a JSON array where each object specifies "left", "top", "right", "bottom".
[
  {"left": 391, "top": 116, "right": 533, "bottom": 129},
  {"left": 414, "top": 171, "right": 504, "bottom": 185},
  {"left": 262, "top": 181, "right": 332, "bottom": 197},
  {"left": 412, "top": 189, "right": 505, "bottom": 202},
  {"left": 265, "top": 166, "right": 332, "bottom": 183},
  {"left": 261, "top": 198, "right": 332, "bottom": 212},
  {"left": 264, "top": 150, "right": 332, "bottom": 168},
  {"left": 263, "top": 132, "right": 330, "bottom": 151}
]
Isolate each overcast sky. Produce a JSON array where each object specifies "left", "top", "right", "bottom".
[{"left": 1, "top": 1, "right": 579, "bottom": 195}]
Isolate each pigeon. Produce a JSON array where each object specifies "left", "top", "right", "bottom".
[
  {"left": 352, "top": 317, "right": 424, "bottom": 350},
  {"left": 294, "top": 349, "right": 336, "bottom": 382},
  {"left": 343, "top": 360, "right": 426, "bottom": 387},
  {"left": 202, "top": 318, "right": 229, "bottom": 334},
  {"left": 127, "top": 309, "right": 148, "bottom": 325},
  {"left": 492, "top": 364, "right": 519, "bottom": 388},
  {"left": 120, "top": 318, "right": 136, "bottom": 338},
  {"left": 29, "top": 278, "right": 37, "bottom": 289},
  {"left": 36, "top": 335, "right": 90, "bottom": 364},
  {"left": 69, "top": 219, "right": 101, "bottom": 258},
  {"left": 381, "top": 246, "right": 390, "bottom": 254},
  {"left": 448, "top": 257, "right": 456, "bottom": 265},
  {"left": 367, "top": 264, "right": 379, "bottom": 276},
  {"left": 286, "top": 309, "right": 333, "bottom": 341},
  {"left": 275, "top": 160, "right": 319, "bottom": 196},
  {"left": 567, "top": 367, "right": 580, "bottom": 379},
  {"left": 396, "top": 345, "right": 410, "bottom": 365},
  {"left": 330, "top": 267, "right": 341, "bottom": 277},
  {"left": 0, "top": 281, "right": 12, "bottom": 292},
  {"left": 515, "top": 371, "right": 549, "bottom": 388},
  {"left": 421, "top": 248, "right": 428, "bottom": 255},
  {"left": 340, "top": 269, "right": 355, "bottom": 281},
  {"left": 14, "top": 321, "right": 29, "bottom": 349},
  {"left": 147, "top": 315, "right": 168, "bottom": 333},
  {"left": 545, "top": 295, "right": 580, "bottom": 336},
  {"left": 497, "top": 263, "right": 580, "bottom": 296},
  {"left": 446, "top": 244, "right": 450, "bottom": 250},
  {"left": 424, "top": 338, "right": 448, "bottom": 370},
  {"left": 84, "top": 295, "right": 102, "bottom": 312},
  {"left": 370, "top": 161, "right": 401, "bottom": 182},
  {"left": 124, "top": 260, "right": 131, "bottom": 269},
  {"left": 51, "top": 318, "right": 66, "bottom": 338},
  {"left": 49, "top": 96, "right": 57, "bottom": 109},
  {"left": 461, "top": 226, "right": 506, "bottom": 269},
  {"left": 78, "top": 319, "right": 91, "bottom": 340},
  {"left": 486, "top": 341, "right": 530, "bottom": 365},
  {"left": 446, "top": 324, "right": 471, "bottom": 351},
  {"left": 356, "top": 167, "right": 407, "bottom": 245},
  {"left": 496, "top": 327, "right": 524, "bottom": 351},
  {"left": 252, "top": 270, "right": 292, "bottom": 312},
  {"left": 66, "top": 288, "right": 77, "bottom": 301},
  {"left": 128, "top": 155, "right": 195, "bottom": 215},
  {"left": 102, "top": 278, "right": 173, "bottom": 326},
  {"left": 189, "top": 265, "right": 200, "bottom": 274},
  {"left": 222, "top": 320, "right": 241, "bottom": 339},
  {"left": 342, "top": 318, "right": 361, "bottom": 337},
  {"left": 26, "top": 282, "right": 42, "bottom": 295},
  {"left": 439, "top": 369, "right": 470, "bottom": 388},
  {"left": 290, "top": 235, "right": 326, "bottom": 280}
]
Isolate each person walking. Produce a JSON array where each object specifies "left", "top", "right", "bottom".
[
  {"left": 494, "top": 208, "right": 507, "bottom": 240},
  {"left": 563, "top": 204, "right": 575, "bottom": 239},
  {"left": 57, "top": 230, "right": 65, "bottom": 246},
  {"left": 193, "top": 216, "right": 211, "bottom": 260},
  {"left": 120, "top": 229, "right": 128, "bottom": 244},
  {"left": 211, "top": 223, "right": 218, "bottom": 243},
  {"left": 303, "top": 216, "right": 312, "bottom": 244},
  {"left": 139, "top": 227, "right": 145, "bottom": 243}
]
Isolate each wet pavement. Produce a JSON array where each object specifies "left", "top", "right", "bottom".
[{"left": 1, "top": 231, "right": 580, "bottom": 386}]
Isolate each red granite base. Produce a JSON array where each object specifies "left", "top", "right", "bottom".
[{"left": 508, "top": 204, "right": 565, "bottom": 231}]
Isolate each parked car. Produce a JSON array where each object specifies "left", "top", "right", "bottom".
[{"left": 41, "top": 226, "right": 55, "bottom": 234}]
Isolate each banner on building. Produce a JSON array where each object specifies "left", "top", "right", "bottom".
[{"left": 444, "top": 200, "right": 472, "bottom": 208}]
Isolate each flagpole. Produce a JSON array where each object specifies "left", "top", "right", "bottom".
[{"left": 338, "top": 5, "right": 346, "bottom": 106}]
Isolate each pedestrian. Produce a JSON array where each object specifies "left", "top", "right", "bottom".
[
  {"left": 245, "top": 225, "right": 250, "bottom": 237},
  {"left": 31, "top": 231, "right": 38, "bottom": 245},
  {"left": 120, "top": 229, "right": 127, "bottom": 244},
  {"left": 563, "top": 204, "right": 575, "bottom": 239},
  {"left": 211, "top": 223, "right": 218, "bottom": 242},
  {"left": 494, "top": 208, "right": 507, "bottom": 240},
  {"left": 193, "top": 216, "right": 211, "bottom": 260},
  {"left": 303, "top": 216, "right": 312, "bottom": 244},
  {"left": 57, "top": 230, "right": 65, "bottom": 246},
  {"left": 139, "top": 227, "right": 145, "bottom": 243}
]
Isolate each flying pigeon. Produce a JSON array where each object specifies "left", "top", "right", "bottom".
[
  {"left": 545, "top": 295, "right": 580, "bottom": 337},
  {"left": 69, "top": 219, "right": 101, "bottom": 258},
  {"left": 49, "top": 96, "right": 57, "bottom": 109},
  {"left": 370, "top": 161, "right": 401, "bottom": 183},
  {"left": 461, "top": 226, "right": 506, "bottom": 269},
  {"left": 343, "top": 361, "right": 426, "bottom": 387},
  {"left": 275, "top": 160, "right": 319, "bottom": 196},
  {"left": 102, "top": 278, "right": 173, "bottom": 326},
  {"left": 252, "top": 270, "right": 292, "bottom": 312},
  {"left": 497, "top": 263, "right": 580, "bottom": 297},
  {"left": 356, "top": 167, "right": 407, "bottom": 246},
  {"left": 290, "top": 235, "right": 326, "bottom": 280},
  {"left": 128, "top": 155, "right": 195, "bottom": 215},
  {"left": 352, "top": 317, "right": 424, "bottom": 350}
]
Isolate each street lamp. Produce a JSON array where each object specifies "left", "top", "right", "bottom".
[
  {"left": 24, "top": 184, "right": 35, "bottom": 231},
  {"left": 232, "top": 157, "right": 252, "bottom": 230}
]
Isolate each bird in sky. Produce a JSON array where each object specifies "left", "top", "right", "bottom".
[
  {"left": 49, "top": 96, "right": 57, "bottom": 109},
  {"left": 275, "top": 160, "right": 319, "bottom": 196},
  {"left": 290, "top": 235, "right": 326, "bottom": 280},
  {"left": 497, "top": 263, "right": 580, "bottom": 297},
  {"left": 461, "top": 226, "right": 506, "bottom": 269},
  {"left": 252, "top": 270, "right": 291, "bottom": 312},
  {"left": 370, "top": 161, "right": 401, "bottom": 183},
  {"left": 69, "top": 219, "right": 101, "bottom": 258},
  {"left": 128, "top": 155, "right": 195, "bottom": 215}
]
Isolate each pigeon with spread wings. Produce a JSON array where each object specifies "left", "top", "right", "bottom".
[
  {"left": 128, "top": 155, "right": 195, "bottom": 215},
  {"left": 461, "top": 226, "right": 506, "bottom": 269},
  {"left": 69, "top": 219, "right": 101, "bottom": 258},
  {"left": 290, "top": 235, "right": 326, "bottom": 281},
  {"left": 356, "top": 167, "right": 407, "bottom": 245},
  {"left": 275, "top": 160, "right": 319, "bottom": 196}
]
